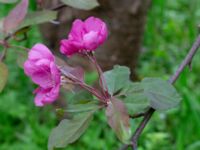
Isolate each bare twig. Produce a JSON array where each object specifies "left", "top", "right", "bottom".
[
  {"left": 0, "top": 40, "right": 9, "bottom": 61},
  {"left": 129, "top": 112, "right": 145, "bottom": 119},
  {"left": 0, "top": 47, "right": 8, "bottom": 61},
  {"left": 169, "top": 35, "right": 200, "bottom": 84},
  {"left": 121, "top": 34, "right": 200, "bottom": 150},
  {"left": 51, "top": 3, "right": 66, "bottom": 11}
]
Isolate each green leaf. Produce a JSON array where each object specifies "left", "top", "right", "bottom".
[
  {"left": 106, "top": 98, "right": 131, "bottom": 144},
  {"left": 61, "top": 0, "right": 99, "bottom": 10},
  {"left": 48, "top": 111, "right": 95, "bottom": 150},
  {"left": 18, "top": 10, "right": 57, "bottom": 29},
  {"left": 56, "top": 102, "right": 101, "bottom": 118},
  {"left": 66, "top": 102, "right": 102, "bottom": 113},
  {"left": 63, "top": 90, "right": 94, "bottom": 104},
  {"left": 0, "top": 62, "right": 8, "bottom": 92},
  {"left": 0, "top": 0, "right": 18, "bottom": 4},
  {"left": 122, "top": 83, "right": 150, "bottom": 114},
  {"left": 103, "top": 65, "right": 131, "bottom": 95},
  {"left": 141, "top": 77, "right": 182, "bottom": 111}
]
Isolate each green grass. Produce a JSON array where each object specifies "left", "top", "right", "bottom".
[{"left": 0, "top": 0, "right": 200, "bottom": 150}]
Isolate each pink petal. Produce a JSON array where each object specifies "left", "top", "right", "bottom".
[
  {"left": 24, "top": 60, "right": 37, "bottom": 76},
  {"left": 50, "top": 62, "right": 61, "bottom": 85},
  {"left": 69, "top": 19, "right": 85, "bottom": 41},
  {"left": 60, "top": 39, "right": 80, "bottom": 56},
  {"left": 83, "top": 31, "right": 99, "bottom": 50},
  {"left": 29, "top": 43, "right": 54, "bottom": 61},
  {"left": 84, "top": 17, "right": 105, "bottom": 32},
  {"left": 34, "top": 87, "right": 45, "bottom": 106},
  {"left": 34, "top": 86, "right": 60, "bottom": 107},
  {"left": 98, "top": 23, "right": 108, "bottom": 44},
  {"left": 32, "top": 71, "right": 53, "bottom": 88}
]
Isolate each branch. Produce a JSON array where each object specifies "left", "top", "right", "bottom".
[
  {"left": 168, "top": 35, "right": 200, "bottom": 84},
  {"left": 121, "top": 34, "right": 200, "bottom": 150},
  {"left": 129, "top": 112, "right": 145, "bottom": 119},
  {"left": 51, "top": 3, "right": 66, "bottom": 11}
]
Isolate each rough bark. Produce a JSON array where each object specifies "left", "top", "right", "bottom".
[{"left": 40, "top": 0, "right": 151, "bottom": 80}]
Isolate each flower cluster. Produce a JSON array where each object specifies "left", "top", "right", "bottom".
[
  {"left": 24, "top": 16, "right": 108, "bottom": 106},
  {"left": 24, "top": 44, "right": 60, "bottom": 106},
  {"left": 60, "top": 17, "right": 108, "bottom": 56}
]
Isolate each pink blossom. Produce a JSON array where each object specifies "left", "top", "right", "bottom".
[
  {"left": 24, "top": 44, "right": 61, "bottom": 106},
  {"left": 60, "top": 16, "right": 108, "bottom": 56}
]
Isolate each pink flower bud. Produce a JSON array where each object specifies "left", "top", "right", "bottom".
[
  {"left": 60, "top": 16, "right": 108, "bottom": 57},
  {"left": 24, "top": 44, "right": 61, "bottom": 106}
]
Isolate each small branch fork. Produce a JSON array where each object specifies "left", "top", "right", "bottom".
[
  {"left": 121, "top": 34, "right": 200, "bottom": 150},
  {"left": 0, "top": 2, "right": 68, "bottom": 61}
]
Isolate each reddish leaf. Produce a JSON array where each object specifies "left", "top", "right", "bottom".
[
  {"left": 3, "top": 0, "right": 29, "bottom": 34},
  {"left": 106, "top": 98, "right": 131, "bottom": 143}
]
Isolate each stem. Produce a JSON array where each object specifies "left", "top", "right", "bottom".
[
  {"left": 129, "top": 112, "right": 145, "bottom": 119},
  {"left": 0, "top": 47, "right": 8, "bottom": 62},
  {"left": 9, "top": 45, "right": 29, "bottom": 51},
  {"left": 86, "top": 52, "right": 110, "bottom": 100},
  {"left": 120, "top": 34, "right": 200, "bottom": 150},
  {"left": 0, "top": 40, "right": 9, "bottom": 61},
  {"left": 168, "top": 35, "right": 200, "bottom": 84},
  {"left": 62, "top": 75, "right": 105, "bottom": 102},
  {"left": 79, "top": 82, "right": 105, "bottom": 101},
  {"left": 51, "top": 3, "right": 66, "bottom": 10}
]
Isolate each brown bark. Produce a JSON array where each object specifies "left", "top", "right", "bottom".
[{"left": 40, "top": 0, "right": 151, "bottom": 80}]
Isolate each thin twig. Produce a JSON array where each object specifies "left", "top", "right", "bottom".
[
  {"left": 120, "top": 34, "right": 200, "bottom": 150},
  {"left": 50, "top": 3, "right": 66, "bottom": 11},
  {"left": 9, "top": 45, "right": 29, "bottom": 51},
  {"left": 86, "top": 52, "right": 110, "bottom": 100},
  {"left": 168, "top": 35, "right": 200, "bottom": 84},
  {"left": 129, "top": 112, "right": 146, "bottom": 119},
  {"left": 0, "top": 47, "right": 8, "bottom": 61}
]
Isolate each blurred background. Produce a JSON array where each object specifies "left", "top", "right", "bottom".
[{"left": 1, "top": 0, "right": 200, "bottom": 150}]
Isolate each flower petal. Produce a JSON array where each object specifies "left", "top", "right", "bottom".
[
  {"left": 29, "top": 43, "right": 54, "bottom": 61},
  {"left": 83, "top": 31, "right": 99, "bottom": 50}
]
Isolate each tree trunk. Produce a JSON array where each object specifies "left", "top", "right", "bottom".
[{"left": 40, "top": 0, "right": 151, "bottom": 80}]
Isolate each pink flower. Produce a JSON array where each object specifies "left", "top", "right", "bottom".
[
  {"left": 24, "top": 44, "right": 61, "bottom": 106},
  {"left": 60, "top": 16, "right": 108, "bottom": 56}
]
